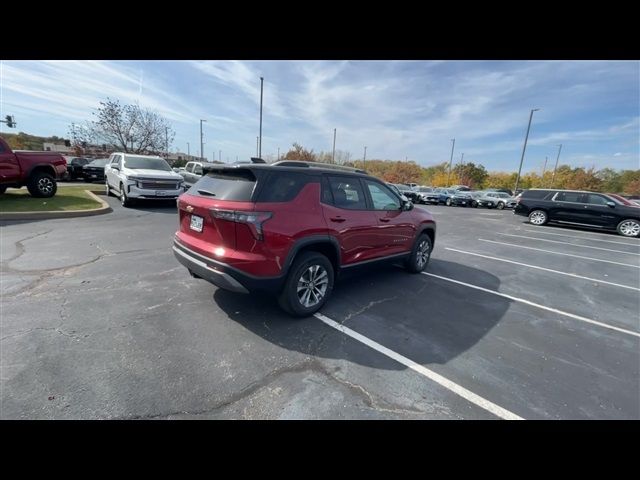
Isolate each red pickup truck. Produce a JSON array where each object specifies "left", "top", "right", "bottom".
[{"left": 0, "top": 136, "right": 67, "bottom": 197}]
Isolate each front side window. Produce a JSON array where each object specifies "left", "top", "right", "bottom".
[
  {"left": 587, "top": 194, "right": 608, "bottom": 205},
  {"left": 365, "top": 180, "right": 401, "bottom": 210},
  {"left": 327, "top": 176, "right": 367, "bottom": 210},
  {"left": 194, "top": 164, "right": 203, "bottom": 175},
  {"left": 185, "top": 162, "right": 194, "bottom": 173}
]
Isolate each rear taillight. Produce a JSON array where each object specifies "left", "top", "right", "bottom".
[{"left": 210, "top": 209, "right": 272, "bottom": 240}]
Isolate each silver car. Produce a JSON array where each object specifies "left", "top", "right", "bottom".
[{"left": 476, "top": 191, "right": 517, "bottom": 209}]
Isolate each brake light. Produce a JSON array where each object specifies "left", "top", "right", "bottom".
[{"left": 210, "top": 209, "right": 272, "bottom": 240}]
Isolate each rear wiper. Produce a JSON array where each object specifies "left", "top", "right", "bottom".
[{"left": 197, "top": 189, "right": 216, "bottom": 196}]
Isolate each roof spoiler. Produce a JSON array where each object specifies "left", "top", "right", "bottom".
[{"left": 272, "top": 160, "right": 367, "bottom": 174}]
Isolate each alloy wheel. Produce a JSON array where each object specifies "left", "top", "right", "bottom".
[{"left": 296, "top": 265, "right": 329, "bottom": 308}]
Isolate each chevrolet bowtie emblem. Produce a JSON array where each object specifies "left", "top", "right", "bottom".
[{"left": 186, "top": 206, "right": 194, "bottom": 213}]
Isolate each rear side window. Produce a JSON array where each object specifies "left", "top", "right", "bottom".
[
  {"left": 587, "top": 194, "right": 608, "bottom": 205},
  {"left": 522, "top": 190, "right": 554, "bottom": 200},
  {"left": 257, "top": 172, "right": 311, "bottom": 202},
  {"left": 191, "top": 169, "right": 257, "bottom": 201},
  {"left": 555, "top": 192, "right": 584, "bottom": 203}
]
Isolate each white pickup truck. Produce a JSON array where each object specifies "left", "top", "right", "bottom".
[{"left": 104, "top": 152, "right": 184, "bottom": 207}]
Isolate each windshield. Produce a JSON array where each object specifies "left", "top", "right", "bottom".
[
  {"left": 418, "top": 187, "right": 433, "bottom": 192},
  {"left": 88, "top": 158, "right": 109, "bottom": 167},
  {"left": 124, "top": 156, "right": 172, "bottom": 171}
]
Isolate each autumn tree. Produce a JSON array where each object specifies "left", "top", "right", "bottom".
[
  {"left": 69, "top": 98, "right": 175, "bottom": 155},
  {"left": 452, "top": 162, "right": 488, "bottom": 189},
  {"left": 281, "top": 143, "right": 317, "bottom": 162}
]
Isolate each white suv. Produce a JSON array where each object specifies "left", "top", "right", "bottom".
[{"left": 105, "top": 153, "right": 184, "bottom": 207}]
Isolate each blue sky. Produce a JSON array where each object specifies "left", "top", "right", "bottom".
[{"left": 1, "top": 60, "right": 638, "bottom": 172}]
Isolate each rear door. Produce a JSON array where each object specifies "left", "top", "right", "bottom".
[
  {"left": 0, "top": 141, "right": 20, "bottom": 181},
  {"left": 321, "top": 175, "right": 382, "bottom": 265},
  {"left": 363, "top": 179, "right": 415, "bottom": 255},
  {"left": 549, "top": 191, "right": 587, "bottom": 224}
]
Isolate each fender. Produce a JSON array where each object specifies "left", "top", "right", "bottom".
[
  {"left": 282, "top": 234, "right": 341, "bottom": 275},
  {"left": 25, "top": 163, "right": 58, "bottom": 179}
]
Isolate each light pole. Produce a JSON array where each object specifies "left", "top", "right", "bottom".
[
  {"left": 256, "top": 137, "right": 259, "bottom": 157},
  {"left": 550, "top": 144, "right": 563, "bottom": 188},
  {"left": 363, "top": 146, "right": 367, "bottom": 168},
  {"left": 219, "top": 150, "right": 221, "bottom": 162},
  {"left": 447, "top": 138, "right": 455, "bottom": 187},
  {"left": 259, "top": 76, "right": 264, "bottom": 158},
  {"left": 514, "top": 108, "right": 539, "bottom": 193},
  {"left": 332, "top": 128, "right": 337, "bottom": 164},
  {"left": 459, "top": 152, "right": 464, "bottom": 166},
  {"left": 277, "top": 147, "right": 280, "bottom": 161},
  {"left": 165, "top": 126, "right": 169, "bottom": 157},
  {"left": 187, "top": 142, "right": 190, "bottom": 157},
  {"left": 200, "top": 119, "right": 206, "bottom": 161},
  {"left": 542, "top": 155, "right": 548, "bottom": 178}
]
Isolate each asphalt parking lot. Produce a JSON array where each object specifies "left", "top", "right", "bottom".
[{"left": 1, "top": 197, "right": 639, "bottom": 419}]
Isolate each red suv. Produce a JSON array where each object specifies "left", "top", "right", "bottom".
[{"left": 173, "top": 161, "right": 436, "bottom": 316}]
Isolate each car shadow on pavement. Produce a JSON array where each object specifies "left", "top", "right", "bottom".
[{"left": 213, "top": 259, "right": 509, "bottom": 371}]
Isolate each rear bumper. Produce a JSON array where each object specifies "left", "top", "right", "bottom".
[{"left": 172, "top": 239, "right": 285, "bottom": 294}]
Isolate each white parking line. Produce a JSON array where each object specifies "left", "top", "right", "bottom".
[
  {"left": 313, "top": 312, "right": 523, "bottom": 420},
  {"left": 478, "top": 239, "right": 640, "bottom": 269},
  {"left": 421, "top": 272, "right": 640, "bottom": 338},
  {"left": 496, "top": 232, "right": 640, "bottom": 256},
  {"left": 445, "top": 247, "right": 640, "bottom": 292},
  {"left": 521, "top": 229, "right": 640, "bottom": 247},
  {"left": 537, "top": 226, "right": 640, "bottom": 241}
]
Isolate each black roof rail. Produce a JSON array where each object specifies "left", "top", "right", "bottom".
[{"left": 271, "top": 160, "right": 367, "bottom": 174}]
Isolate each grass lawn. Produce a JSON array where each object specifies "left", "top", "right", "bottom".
[{"left": 0, "top": 186, "right": 103, "bottom": 212}]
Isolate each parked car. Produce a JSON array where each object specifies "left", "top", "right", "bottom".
[
  {"left": 423, "top": 188, "right": 443, "bottom": 205},
  {"left": 396, "top": 184, "right": 420, "bottom": 203},
  {"left": 64, "top": 156, "right": 91, "bottom": 180},
  {"left": 82, "top": 158, "right": 110, "bottom": 182},
  {"left": 104, "top": 152, "right": 184, "bottom": 207},
  {"left": 438, "top": 188, "right": 458, "bottom": 206},
  {"left": 173, "top": 160, "right": 436, "bottom": 316},
  {"left": 514, "top": 189, "right": 640, "bottom": 237},
  {"left": 451, "top": 191, "right": 483, "bottom": 207},
  {"left": 485, "top": 187, "right": 514, "bottom": 196},
  {"left": 606, "top": 193, "right": 640, "bottom": 207},
  {"left": 179, "top": 161, "right": 220, "bottom": 189},
  {"left": 477, "top": 191, "right": 516, "bottom": 209},
  {"left": 450, "top": 185, "right": 471, "bottom": 192},
  {"left": 0, "top": 136, "right": 66, "bottom": 197},
  {"left": 415, "top": 186, "right": 435, "bottom": 204}
]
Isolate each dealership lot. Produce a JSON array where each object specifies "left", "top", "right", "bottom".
[{"left": 1, "top": 198, "right": 638, "bottom": 419}]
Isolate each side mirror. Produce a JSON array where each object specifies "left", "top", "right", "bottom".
[
  {"left": 401, "top": 200, "right": 413, "bottom": 211},
  {"left": 606, "top": 201, "right": 616, "bottom": 208}
]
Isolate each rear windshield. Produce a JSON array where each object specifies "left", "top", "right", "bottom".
[
  {"left": 88, "top": 159, "right": 109, "bottom": 167},
  {"left": 190, "top": 169, "right": 257, "bottom": 201}
]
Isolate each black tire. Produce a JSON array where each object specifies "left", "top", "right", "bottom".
[
  {"left": 616, "top": 219, "right": 640, "bottom": 238},
  {"left": 0, "top": 186, "right": 6, "bottom": 195},
  {"left": 120, "top": 183, "right": 132, "bottom": 207},
  {"left": 445, "top": 198, "right": 452, "bottom": 206},
  {"left": 27, "top": 171, "right": 57, "bottom": 198},
  {"left": 105, "top": 180, "right": 113, "bottom": 197},
  {"left": 472, "top": 200, "right": 478, "bottom": 208},
  {"left": 278, "top": 251, "right": 334, "bottom": 317},
  {"left": 405, "top": 233, "right": 432, "bottom": 273},
  {"left": 496, "top": 202, "right": 505, "bottom": 210},
  {"left": 528, "top": 209, "right": 548, "bottom": 226}
]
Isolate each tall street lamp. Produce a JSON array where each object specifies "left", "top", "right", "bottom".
[
  {"left": 447, "top": 138, "right": 455, "bottom": 187},
  {"left": 551, "top": 144, "right": 563, "bottom": 188},
  {"left": 259, "top": 77, "right": 264, "bottom": 158},
  {"left": 363, "top": 146, "right": 367, "bottom": 169},
  {"left": 200, "top": 119, "right": 207, "bottom": 160},
  {"left": 332, "top": 128, "right": 337, "bottom": 164},
  {"left": 514, "top": 108, "right": 540, "bottom": 193}
]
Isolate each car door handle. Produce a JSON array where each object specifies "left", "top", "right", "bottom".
[
  {"left": 329, "top": 217, "right": 346, "bottom": 223},
  {"left": 379, "top": 218, "right": 390, "bottom": 223}
]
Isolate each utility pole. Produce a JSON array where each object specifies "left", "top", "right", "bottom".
[
  {"left": 514, "top": 108, "right": 539, "bottom": 193},
  {"left": 200, "top": 119, "right": 206, "bottom": 161},
  {"left": 447, "top": 138, "right": 455, "bottom": 187},
  {"left": 551, "top": 144, "right": 563, "bottom": 188},
  {"left": 259, "top": 76, "right": 264, "bottom": 158},
  {"left": 332, "top": 128, "right": 337, "bottom": 164}
]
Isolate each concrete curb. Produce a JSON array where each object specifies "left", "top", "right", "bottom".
[{"left": 0, "top": 190, "right": 112, "bottom": 220}]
